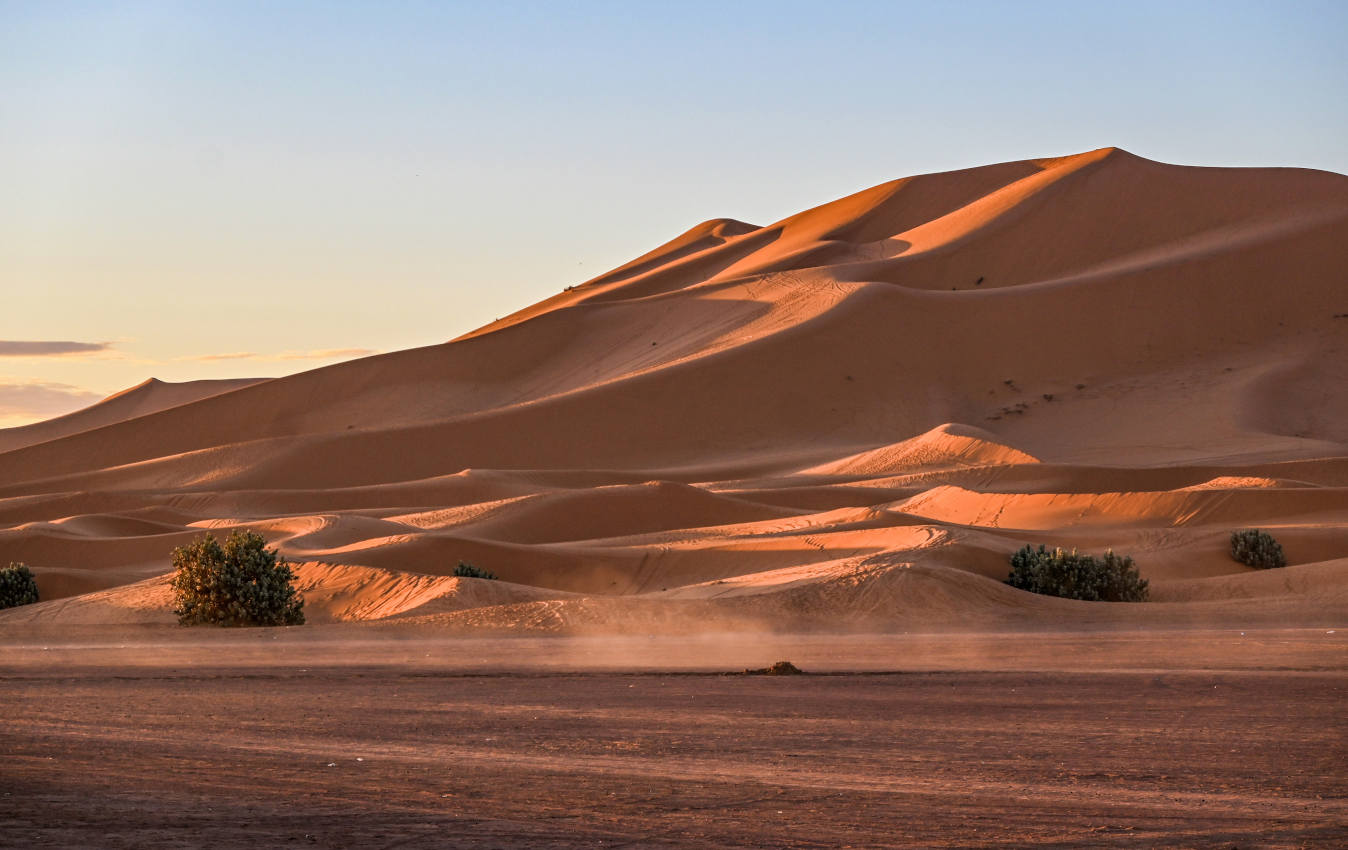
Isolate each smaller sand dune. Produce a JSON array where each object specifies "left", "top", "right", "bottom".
[
  {"left": 0, "top": 572, "right": 179, "bottom": 626},
  {"left": 393, "top": 548, "right": 1348, "bottom": 635},
  {"left": 391, "top": 556, "right": 1101, "bottom": 634},
  {"left": 28, "top": 566, "right": 163, "bottom": 601},
  {"left": 288, "top": 563, "right": 575, "bottom": 622},
  {"left": 47, "top": 514, "right": 191, "bottom": 538},
  {"left": 1152, "top": 558, "right": 1348, "bottom": 604},
  {"left": 1179, "top": 476, "right": 1293, "bottom": 490},
  {"left": 802, "top": 424, "right": 1038, "bottom": 477},
  {"left": 428, "top": 480, "right": 803, "bottom": 545},
  {"left": 899, "top": 484, "right": 1348, "bottom": 530}
]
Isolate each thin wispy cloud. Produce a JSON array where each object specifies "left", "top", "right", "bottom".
[
  {"left": 276, "top": 348, "right": 378, "bottom": 361},
  {"left": 0, "top": 341, "right": 113, "bottom": 357},
  {"left": 0, "top": 379, "right": 102, "bottom": 425},
  {"left": 179, "top": 348, "right": 378, "bottom": 363},
  {"left": 185, "top": 352, "right": 258, "bottom": 362}
]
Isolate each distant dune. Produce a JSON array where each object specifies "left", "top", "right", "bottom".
[
  {"left": 0, "top": 377, "right": 265, "bottom": 453},
  {"left": 2, "top": 148, "right": 1345, "bottom": 631}
]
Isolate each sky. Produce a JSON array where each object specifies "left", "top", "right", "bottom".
[{"left": 2, "top": 0, "right": 1345, "bottom": 426}]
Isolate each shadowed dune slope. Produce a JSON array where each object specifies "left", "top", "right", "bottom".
[
  {"left": 1, "top": 148, "right": 1345, "bottom": 630},
  {"left": 0, "top": 377, "right": 265, "bottom": 453}
]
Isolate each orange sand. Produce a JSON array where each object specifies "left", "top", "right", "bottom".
[{"left": 1, "top": 148, "right": 1345, "bottom": 630}]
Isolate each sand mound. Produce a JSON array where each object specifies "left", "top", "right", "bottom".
[
  {"left": 390, "top": 557, "right": 1068, "bottom": 633},
  {"left": 433, "top": 480, "right": 802, "bottom": 544},
  {"left": 803, "top": 423, "right": 1038, "bottom": 476},
  {"left": 1152, "top": 558, "right": 1348, "bottom": 604},
  {"left": 2, "top": 149, "right": 1345, "bottom": 632},
  {"left": 289, "top": 563, "right": 576, "bottom": 622},
  {"left": 1182, "top": 476, "right": 1288, "bottom": 490}
]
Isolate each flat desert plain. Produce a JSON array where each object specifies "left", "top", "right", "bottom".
[
  {"left": 2, "top": 149, "right": 1346, "bottom": 847},
  {"left": 3, "top": 629, "right": 1346, "bottom": 847}
]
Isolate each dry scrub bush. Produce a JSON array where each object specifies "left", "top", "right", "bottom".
[
  {"left": 1007, "top": 545, "right": 1148, "bottom": 602},
  {"left": 0, "top": 562, "right": 39, "bottom": 610},
  {"left": 170, "top": 531, "right": 304, "bottom": 626},
  {"left": 1230, "top": 529, "right": 1286, "bottom": 569},
  {"left": 453, "top": 562, "right": 497, "bottom": 580}
]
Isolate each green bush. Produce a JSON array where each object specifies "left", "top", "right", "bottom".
[
  {"left": 1230, "top": 529, "right": 1286, "bottom": 569},
  {"left": 453, "top": 561, "right": 497, "bottom": 580},
  {"left": 1006, "top": 545, "right": 1148, "bottom": 602},
  {"left": 170, "top": 531, "right": 304, "bottom": 626},
  {"left": 0, "top": 562, "right": 39, "bottom": 610}
]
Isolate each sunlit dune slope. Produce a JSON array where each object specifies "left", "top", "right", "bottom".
[{"left": 2, "top": 148, "right": 1345, "bottom": 630}]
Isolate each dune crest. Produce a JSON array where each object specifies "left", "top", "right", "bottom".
[{"left": 2, "top": 149, "right": 1345, "bottom": 630}]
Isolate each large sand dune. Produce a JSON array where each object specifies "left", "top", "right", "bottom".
[{"left": 2, "top": 147, "right": 1345, "bottom": 630}]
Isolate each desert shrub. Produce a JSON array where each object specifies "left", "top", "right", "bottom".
[
  {"left": 1006, "top": 545, "right": 1148, "bottom": 602},
  {"left": 1230, "top": 529, "right": 1286, "bottom": 569},
  {"left": 0, "top": 562, "right": 39, "bottom": 610},
  {"left": 453, "top": 561, "right": 497, "bottom": 580},
  {"left": 170, "top": 531, "right": 304, "bottom": 626}
]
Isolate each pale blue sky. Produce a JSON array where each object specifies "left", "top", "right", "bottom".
[{"left": 2, "top": 1, "right": 1345, "bottom": 425}]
